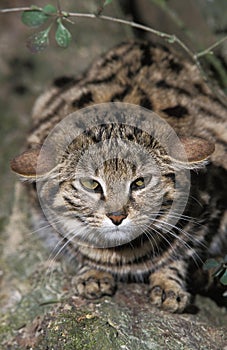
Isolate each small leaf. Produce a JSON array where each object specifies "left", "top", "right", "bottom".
[
  {"left": 22, "top": 10, "right": 49, "bottom": 27},
  {"left": 203, "top": 259, "right": 220, "bottom": 270},
  {"left": 26, "top": 26, "right": 51, "bottom": 53},
  {"left": 220, "top": 269, "right": 227, "bottom": 285},
  {"left": 55, "top": 20, "right": 72, "bottom": 48},
  {"left": 43, "top": 4, "right": 57, "bottom": 14},
  {"left": 104, "top": 0, "right": 113, "bottom": 5}
]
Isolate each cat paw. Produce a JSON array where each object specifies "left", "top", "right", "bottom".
[
  {"left": 73, "top": 268, "right": 116, "bottom": 299},
  {"left": 149, "top": 273, "right": 190, "bottom": 313}
]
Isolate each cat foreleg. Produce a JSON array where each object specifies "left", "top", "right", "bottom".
[
  {"left": 73, "top": 266, "right": 116, "bottom": 299},
  {"left": 148, "top": 261, "right": 191, "bottom": 313}
]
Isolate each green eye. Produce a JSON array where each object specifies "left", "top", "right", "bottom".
[
  {"left": 80, "top": 178, "right": 102, "bottom": 192},
  {"left": 131, "top": 177, "right": 145, "bottom": 190}
]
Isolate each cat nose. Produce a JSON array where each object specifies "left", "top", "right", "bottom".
[{"left": 107, "top": 211, "right": 128, "bottom": 226}]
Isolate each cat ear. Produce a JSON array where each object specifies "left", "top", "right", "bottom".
[
  {"left": 171, "top": 136, "right": 215, "bottom": 166},
  {"left": 10, "top": 145, "right": 54, "bottom": 181}
]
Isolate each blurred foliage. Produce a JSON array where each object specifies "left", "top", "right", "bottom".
[{"left": 203, "top": 256, "right": 227, "bottom": 286}]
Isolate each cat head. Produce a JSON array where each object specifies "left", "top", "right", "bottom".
[{"left": 11, "top": 123, "right": 214, "bottom": 248}]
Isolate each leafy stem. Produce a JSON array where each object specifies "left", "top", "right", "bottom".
[
  {"left": 0, "top": 5, "right": 226, "bottom": 56},
  {"left": 0, "top": 2, "right": 226, "bottom": 90}
]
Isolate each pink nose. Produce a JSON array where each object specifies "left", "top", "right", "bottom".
[{"left": 107, "top": 211, "right": 128, "bottom": 226}]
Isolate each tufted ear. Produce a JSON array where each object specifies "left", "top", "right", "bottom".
[
  {"left": 171, "top": 136, "right": 215, "bottom": 166},
  {"left": 10, "top": 145, "right": 54, "bottom": 181}
]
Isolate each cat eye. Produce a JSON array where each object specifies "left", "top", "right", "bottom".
[
  {"left": 80, "top": 178, "right": 102, "bottom": 193},
  {"left": 131, "top": 177, "right": 145, "bottom": 191}
]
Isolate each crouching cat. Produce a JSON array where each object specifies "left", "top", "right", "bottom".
[{"left": 11, "top": 42, "right": 227, "bottom": 313}]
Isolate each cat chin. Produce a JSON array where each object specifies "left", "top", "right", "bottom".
[
  {"left": 60, "top": 217, "right": 136, "bottom": 248},
  {"left": 79, "top": 228, "right": 137, "bottom": 249},
  {"left": 100, "top": 227, "right": 138, "bottom": 248}
]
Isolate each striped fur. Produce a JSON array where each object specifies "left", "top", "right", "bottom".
[{"left": 14, "top": 41, "right": 227, "bottom": 312}]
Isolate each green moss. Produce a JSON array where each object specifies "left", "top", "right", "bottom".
[{"left": 36, "top": 309, "right": 121, "bottom": 350}]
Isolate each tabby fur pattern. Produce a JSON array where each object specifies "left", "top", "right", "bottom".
[{"left": 11, "top": 41, "right": 227, "bottom": 313}]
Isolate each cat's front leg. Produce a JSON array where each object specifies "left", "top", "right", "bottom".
[
  {"left": 149, "top": 261, "right": 191, "bottom": 313},
  {"left": 73, "top": 266, "right": 116, "bottom": 299}
]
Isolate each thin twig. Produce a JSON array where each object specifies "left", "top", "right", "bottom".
[
  {"left": 195, "top": 35, "right": 227, "bottom": 58},
  {"left": 57, "top": 0, "right": 61, "bottom": 14},
  {"left": 0, "top": 6, "right": 226, "bottom": 65},
  {"left": 67, "top": 12, "right": 195, "bottom": 60},
  {"left": 0, "top": 7, "right": 36, "bottom": 13}
]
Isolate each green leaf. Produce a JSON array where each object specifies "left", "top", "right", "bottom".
[
  {"left": 55, "top": 20, "right": 72, "bottom": 48},
  {"left": 26, "top": 26, "right": 51, "bottom": 53},
  {"left": 104, "top": 0, "right": 113, "bottom": 5},
  {"left": 203, "top": 259, "right": 220, "bottom": 270},
  {"left": 220, "top": 269, "right": 227, "bottom": 285},
  {"left": 43, "top": 4, "right": 57, "bottom": 14},
  {"left": 21, "top": 10, "right": 49, "bottom": 27}
]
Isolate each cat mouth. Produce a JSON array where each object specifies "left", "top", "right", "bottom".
[
  {"left": 76, "top": 224, "right": 141, "bottom": 248},
  {"left": 97, "top": 223, "right": 145, "bottom": 247}
]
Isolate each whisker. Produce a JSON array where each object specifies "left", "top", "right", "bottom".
[
  {"left": 152, "top": 220, "right": 204, "bottom": 267},
  {"left": 27, "top": 217, "right": 66, "bottom": 237},
  {"left": 143, "top": 223, "right": 179, "bottom": 260},
  {"left": 187, "top": 194, "right": 204, "bottom": 208},
  {"left": 153, "top": 217, "right": 207, "bottom": 250},
  {"left": 140, "top": 207, "right": 205, "bottom": 227},
  {"left": 141, "top": 227, "right": 157, "bottom": 256},
  {"left": 133, "top": 214, "right": 205, "bottom": 268}
]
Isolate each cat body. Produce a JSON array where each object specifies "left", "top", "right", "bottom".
[{"left": 11, "top": 42, "right": 227, "bottom": 312}]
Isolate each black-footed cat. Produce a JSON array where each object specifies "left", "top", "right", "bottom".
[{"left": 11, "top": 41, "right": 227, "bottom": 313}]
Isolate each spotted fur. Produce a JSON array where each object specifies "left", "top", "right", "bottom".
[{"left": 11, "top": 41, "right": 227, "bottom": 313}]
